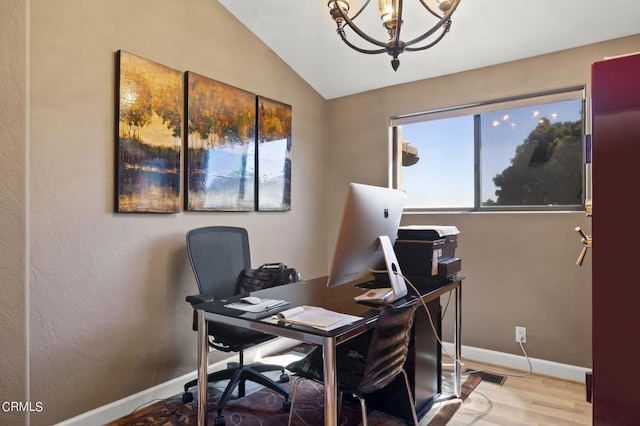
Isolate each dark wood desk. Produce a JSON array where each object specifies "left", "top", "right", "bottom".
[{"left": 193, "top": 276, "right": 463, "bottom": 426}]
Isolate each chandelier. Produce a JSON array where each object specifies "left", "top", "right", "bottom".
[{"left": 327, "top": 0, "right": 461, "bottom": 71}]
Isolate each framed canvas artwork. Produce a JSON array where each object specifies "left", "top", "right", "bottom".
[
  {"left": 115, "top": 50, "right": 183, "bottom": 213},
  {"left": 257, "top": 96, "right": 292, "bottom": 211},
  {"left": 185, "top": 72, "right": 256, "bottom": 211}
]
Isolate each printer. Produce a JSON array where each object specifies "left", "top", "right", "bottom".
[{"left": 394, "top": 225, "right": 461, "bottom": 283}]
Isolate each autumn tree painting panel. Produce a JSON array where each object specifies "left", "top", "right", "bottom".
[
  {"left": 185, "top": 72, "right": 256, "bottom": 211},
  {"left": 257, "top": 96, "right": 292, "bottom": 211},
  {"left": 116, "top": 50, "right": 183, "bottom": 213}
]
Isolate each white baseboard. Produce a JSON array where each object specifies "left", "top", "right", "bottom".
[
  {"left": 58, "top": 339, "right": 589, "bottom": 425},
  {"left": 54, "top": 337, "right": 299, "bottom": 426},
  {"left": 442, "top": 342, "right": 590, "bottom": 383}
]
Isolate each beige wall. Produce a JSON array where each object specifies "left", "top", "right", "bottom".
[
  {"left": 25, "top": 0, "right": 328, "bottom": 424},
  {"left": 327, "top": 33, "right": 640, "bottom": 368},
  {"left": 0, "top": 0, "right": 28, "bottom": 425}
]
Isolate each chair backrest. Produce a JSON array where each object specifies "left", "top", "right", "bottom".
[
  {"left": 186, "top": 226, "right": 251, "bottom": 300},
  {"left": 357, "top": 303, "right": 418, "bottom": 395}
]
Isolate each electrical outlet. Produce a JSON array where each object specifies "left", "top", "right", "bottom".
[{"left": 515, "top": 326, "right": 527, "bottom": 343}]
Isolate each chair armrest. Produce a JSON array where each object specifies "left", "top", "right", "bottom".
[{"left": 186, "top": 293, "right": 214, "bottom": 306}]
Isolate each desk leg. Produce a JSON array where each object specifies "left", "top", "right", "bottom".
[
  {"left": 322, "top": 337, "right": 337, "bottom": 426},
  {"left": 197, "top": 309, "right": 208, "bottom": 426},
  {"left": 453, "top": 284, "right": 462, "bottom": 398}
]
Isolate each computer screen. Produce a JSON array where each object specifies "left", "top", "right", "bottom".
[{"left": 326, "top": 183, "right": 407, "bottom": 301}]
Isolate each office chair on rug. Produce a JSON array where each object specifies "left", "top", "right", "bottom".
[
  {"left": 183, "top": 226, "right": 290, "bottom": 426},
  {"left": 286, "top": 303, "right": 420, "bottom": 426}
]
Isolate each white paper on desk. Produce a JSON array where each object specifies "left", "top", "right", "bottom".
[
  {"left": 224, "top": 299, "right": 288, "bottom": 313},
  {"left": 276, "top": 306, "right": 362, "bottom": 331}
]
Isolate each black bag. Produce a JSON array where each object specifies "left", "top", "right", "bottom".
[{"left": 235, "top": 263, "right": 299, "bottom": 296}]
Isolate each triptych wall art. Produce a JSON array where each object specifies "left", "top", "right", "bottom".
[
  {"left": 116, "top": 51, "right": 183, "bottom": 213},
  {"left": 185, "top": 72, "right": 256, "bottom": 212},
  {"left": 257, "top": 96, "right": 292, "bottom": 211},
  {"left": 115, "top": 50, "right": 292, "bottom": 213}
]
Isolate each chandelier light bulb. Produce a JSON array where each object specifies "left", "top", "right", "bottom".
[
  {"left": 378, "top": 0, "right": 398, "bottom": 29},
  {"left": 438, "top": 0, "right": 455, "bottom": 12}
]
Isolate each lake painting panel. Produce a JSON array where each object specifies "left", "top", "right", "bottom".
[
  {"left": 116, "top": 50, "right": 182, "bottom": 213},
  {"left": 257, "top": 96, "right": 292, "bottom": 211},
  {"left": 185, "top": 72, "right": 256, "bottom": 211}
]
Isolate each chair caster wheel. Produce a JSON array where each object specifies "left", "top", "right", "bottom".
[
  {"left": 283, "top": 399, "right": 292, "bottom": 411},
  {"left": 214, "top": 415, "right": 225, "bottom": 425},
  {"left": 182, "top": 392, "right": 194, "bottom": 403},
  {"left": 279, "top": 373, "right": 289, "bottom": 383}
]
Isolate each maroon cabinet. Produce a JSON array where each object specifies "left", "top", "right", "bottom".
[{"left": 591, "top": 52, "right": 640, "bottom": 425}]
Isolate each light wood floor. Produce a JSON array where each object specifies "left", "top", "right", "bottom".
[{"left": 422, "top": 358, "right": 592, "bottom": 426}]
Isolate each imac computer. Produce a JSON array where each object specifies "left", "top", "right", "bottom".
[{"left": 326, "top": 183, "right": 408, "bottom": 303}]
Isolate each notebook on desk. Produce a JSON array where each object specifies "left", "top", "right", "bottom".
[
  {"left": 274, "top": 305, "right": 363, "bottom": 331},
  {"left": 224, "top": 298, "right": 289, "bottom": 313}
]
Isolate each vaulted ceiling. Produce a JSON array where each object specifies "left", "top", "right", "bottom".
[{"left": 219, "top": 0, "right": 640, "bottom": 99}]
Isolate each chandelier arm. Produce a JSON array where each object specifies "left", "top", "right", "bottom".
[
  {"left": 412, "top": 0, "right": 462, "bottom": 38},
  {"left": 334, "top": 4, "right": 389, "bottom": 49},
  {"left": 418, "top": 0, "right": 444, "bottom": 19},
  {"left": 404, "top": 24, "right": 449, "bottom": 51},
  {"left": 350, "top": 0, "right": 372, "bottom": 21},
  {"left": 403, "top": 13, "right": 453, "bottom": 48},
  {"left": 337, "top": 29, "right": 388, "bottom": 55}
]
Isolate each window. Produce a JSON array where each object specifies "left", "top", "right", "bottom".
[{"left": 392, "top": 88, "right": 585, "bottom": 211}]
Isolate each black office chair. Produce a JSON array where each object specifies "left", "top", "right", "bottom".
[
  {"left": 286, "top": 303, "right": 420, "bottom": 426},
  {"left": 183, "top": 226, "right": 290, "bottom": 426}
]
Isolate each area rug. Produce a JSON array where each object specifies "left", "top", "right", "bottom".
[
  {"left": 108, "top": 343, "right": 482, "bottom": 426},
  {"left": 108, "top": 373, "right": 480, "bottom": 426},
  {"left": 109, "top": 377, "right": 408, "bottom": 426}
]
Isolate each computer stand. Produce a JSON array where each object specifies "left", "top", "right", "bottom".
[
  {"left": 379, "top": 235, "right": 408, "bottom": 300},
  {"left": 354, "top": 236, "right": 408, "bottom": 303}
]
